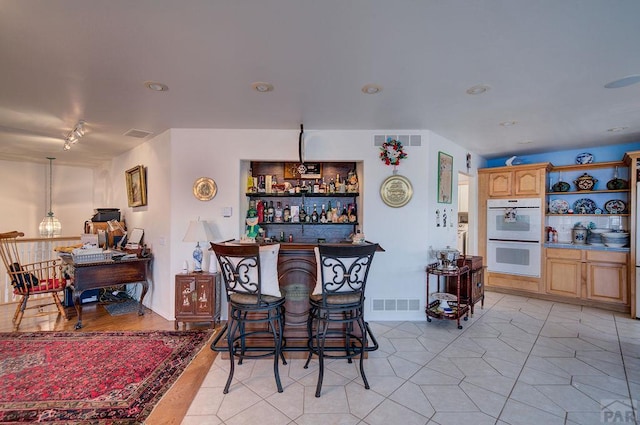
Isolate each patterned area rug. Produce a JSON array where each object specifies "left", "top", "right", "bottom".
[{"left": 0, "top": 330, "right": 213, "bottom": 424}]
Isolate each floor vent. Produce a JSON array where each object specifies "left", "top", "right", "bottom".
[
  {"left": 374, "top": 134, "right": 421, "bottom": 147},
  {"left": 372, "top": 299, "right": 421, "bottom": 311}
]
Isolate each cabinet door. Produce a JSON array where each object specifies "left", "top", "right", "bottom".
[
  {"left": 586, "top": 262, "right": 628, "bottom": 304},
  {"left": 514, "top": 168, "right": 541, "bottom": 196},
  {"left": 545, "top": 258, "right": 580, "bottom": 297},
  {"left": 176, "top": 276, "right": 196, "bottom": 315},
  {"left": 194, "top": 276, "right": 214, "bottom": 315},
  {"left": 488, "top": 172, "right": 512, "bottom": 197}
]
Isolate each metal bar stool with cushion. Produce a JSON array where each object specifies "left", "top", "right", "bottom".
[
  {"left": 210, "top": 242, "right": 287, "bottom": 394},
  {"left": 0, "top": 231, "right": 68, "bottom": 330},
  {"left": 304, "top": 243, "right": 378, "bottom": 397}
]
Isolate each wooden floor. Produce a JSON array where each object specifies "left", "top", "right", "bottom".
[{"left": 0, "top": 299, "right": 218, "bottom": 425}]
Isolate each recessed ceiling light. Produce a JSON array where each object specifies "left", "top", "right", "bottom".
[
  {"left": 607, "top": 126, "right": 629, "bottom": 132},
  {"left": 499, "top": 121, "right": 517, "bottom": 127},
  {"left": 252, "top": 82, "right": 274, "bottom": 93},
  {"left": 144, "top": 81, "right": 169, "bottom": 92},
  {"left": 466, "top": 84, "right": 490, "bottom": 95},
  {"left": 361, "top": 84, "right": 382, "bottom": 94},
  {"left": 604, "top": 75, "right": 640, "bottom": 89}
]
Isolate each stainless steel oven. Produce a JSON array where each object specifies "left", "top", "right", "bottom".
[{"left": 486, "top": 198, "right": 542, "bottom": 277}]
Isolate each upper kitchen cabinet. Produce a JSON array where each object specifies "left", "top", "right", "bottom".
[{"left": 479, "top": 163, "right": 551, "bottom": 199}]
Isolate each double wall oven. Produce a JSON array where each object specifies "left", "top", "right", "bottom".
[{"left": 486, "top": 198, "right": 542, "bottom": 277}]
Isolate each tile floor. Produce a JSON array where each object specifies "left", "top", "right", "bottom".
[{"left": 181, "top": 292, "right": 640, "bottom": 424}]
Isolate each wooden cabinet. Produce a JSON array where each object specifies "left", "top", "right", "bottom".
[
  {"left": 445, "top": 256, "right": 484, "bottom": 314},
  {"left": 585, "top": 250, "right": 628, "bottom": 304},
  {"left": 545, "top": 248, "right": 581, "bottom": 297},
  {"left": 481, "top": 164, "right": 548, "bottom": 198},
  {"left": 175, "top": 272, "right": 221, "bottom": 330},
  {"left": 545, "top": 248, "right": 628, "bottom": 307}
]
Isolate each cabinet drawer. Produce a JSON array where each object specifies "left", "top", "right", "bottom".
[
  {"left": 546, "top": 248, "right": 581, "bottom": 261},
  {"left": 586, "top": 250, "right": 628, "bottom": 264}
]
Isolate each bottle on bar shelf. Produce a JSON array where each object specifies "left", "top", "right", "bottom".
[
  {"left": 320, "top": 204, "right": 327, "bottom": 223},
  {"left": 311, "top": 204, "right": 319, "bottom": 223},
  {"left": 299, "top": 203, "right": 307, "bottom": 223},
  {"left": 283, "top": 204, "right": 291, "bottom": 222},
  {"left": 267, "top": 201, "right": 275, "bottom": 223},
  {"left": 274, "top": 202, "right": 283, "bottom": 223}
]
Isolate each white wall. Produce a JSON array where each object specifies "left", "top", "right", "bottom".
[{"left": 0, "top": 159, "right": 93, "bottom": 237}]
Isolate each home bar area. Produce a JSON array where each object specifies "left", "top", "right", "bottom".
[{"left": 218, "top": 160, "right": 380, "bottom": 352}]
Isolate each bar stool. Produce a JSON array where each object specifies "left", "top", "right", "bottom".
[
  {"left": 210, "top": 242, "right": 287, "bottom": 394},
  {"left": 304, "top": 243, "right": 378, "bottom": 397}
]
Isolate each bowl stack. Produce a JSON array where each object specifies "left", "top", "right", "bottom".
[
  {"left": 602, "top": 232, "right": 630, "bottom": 248},
  {"left": 587, "top": 228, "right": 607, "bottom": 246}
]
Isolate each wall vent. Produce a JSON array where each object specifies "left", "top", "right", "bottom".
[
  {"left": 372, "top": 299, "right": 421, "bottom": 311},
  {"left": 374, "top": 135, "right": 421, "bottom": 147},
  {"left": 124, "top": 128, "right": 154, "bottom": 139}
]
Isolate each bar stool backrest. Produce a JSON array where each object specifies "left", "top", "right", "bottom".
[
  {"left": 316, "top": 244, "right": 378, "bottom": 306},
  {"left": 211, "top": 243, "right": 265, "bottom": 302}
]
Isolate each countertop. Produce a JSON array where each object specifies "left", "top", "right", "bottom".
[{"left": 544, "top": 242, "right": 629, "bottom": 253}]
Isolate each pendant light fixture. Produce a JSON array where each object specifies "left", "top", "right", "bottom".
[{"left": 39, "top": 157, "right": 62, "bottom": 237}]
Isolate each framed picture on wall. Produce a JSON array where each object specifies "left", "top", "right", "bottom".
[
  {"left": 125, "top": 165, "right": 147, "bottom": 207},
  {"left": 437, "top": 152, "right": 453, "bottom": 203}
]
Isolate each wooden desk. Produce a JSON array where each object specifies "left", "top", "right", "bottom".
[{"left": 61, "top": 257, "right": 152, "bottom": 329}]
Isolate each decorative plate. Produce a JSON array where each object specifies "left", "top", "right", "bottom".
[
  {"left": 573, "top": 198, "right": 597, "bottom": 214},
  {"left": 604, "top": 199, "right": 626, "bottom": 214},
  {"left": 575, "top": 152, "right": 594, "bottom": 164},
  {"left": 193, "top": 177, "right": 217, "bottom": 201},
  {"left": 548, "top": 199, "right": 569, "bottom": 214},
  {"left": 380, "top": 174, "right": 413, "bottom": 208}
]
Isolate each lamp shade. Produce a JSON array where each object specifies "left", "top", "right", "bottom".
[{"left": 182, "top": 219, "right": 215, "bottom": 243}]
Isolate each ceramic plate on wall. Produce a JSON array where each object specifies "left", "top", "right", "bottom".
[
  {"left": 604, "top": 199, "right": 626, "bottom": 214},
  {"left": 575, "top": 152, "right": 594, "bottom": 164},
  {"left": 548, "top": 199, "right": 569, "bottom": 214},
  {"left": 573, "top": 198, "right": 597, "bottom": 214}
]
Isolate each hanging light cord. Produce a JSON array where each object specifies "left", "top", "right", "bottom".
[{"left": 47, "top": 157, "right": 54, "bottom": 216}]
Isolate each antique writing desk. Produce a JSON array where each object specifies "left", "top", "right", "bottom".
[{"left": 61, "top": 256, "right": 152, "bottom": 329}]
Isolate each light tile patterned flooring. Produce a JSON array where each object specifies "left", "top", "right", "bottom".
[{"left": 182, "top": 292, "right": 640, "bottom": 424}]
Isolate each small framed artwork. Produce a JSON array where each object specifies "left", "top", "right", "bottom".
[
  {"left": 125, "top": 165, "right": 147, "bottom": 207},
  {"left": 437, "top": 152, "right": 453, "bottom": 203},
  {"left": 283, "top": 162, "right": 322, "bottom": 179}
]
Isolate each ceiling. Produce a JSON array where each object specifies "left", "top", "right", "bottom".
[{"left": 1, "top": 1, "right": 640, "bottom": 167}]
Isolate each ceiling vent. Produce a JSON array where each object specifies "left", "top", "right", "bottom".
[
  {"left": 124, "top": 129, "right": 153, "bottom": 139},
  {"left": 374, "top": 134, "right": 421, "bottom": 147}
]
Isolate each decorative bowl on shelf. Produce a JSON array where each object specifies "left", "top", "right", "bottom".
[
  {"left": 606, "top": 178, "right": 628, "bottom": 190},
  {"left": 575, "top": 152, "right": 594, "bottom": 164},
  {"left": 573, "top": 173, "right": 597, "bottom": 191},
  {"left": 552, "top": 181, "right": 571, "bottom": 192}
]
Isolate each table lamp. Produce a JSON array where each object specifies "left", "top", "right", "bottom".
[{"left": 183, "top": 219, "right": 214, "bottom": 272}]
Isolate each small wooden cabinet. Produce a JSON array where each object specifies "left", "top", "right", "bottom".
[
  {"left": 545, "top": 248, "right": 628, "bottom": 307},
  {"left": 483, "top": 165, "right": 547, "bottom": 198},
  {"left": 446, "top": 256, "right": 485, "bottom": 314},
  {"left": 175, "top": 272, "right": 221, "bottom": 330}
]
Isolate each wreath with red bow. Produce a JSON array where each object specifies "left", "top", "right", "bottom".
[{"left": 380, "top": 139, "right": 408, "bottom": 166}]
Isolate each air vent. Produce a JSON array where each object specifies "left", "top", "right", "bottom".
[
  {"left": 372, "top": 299, "right": 421, "bottom": 311},
  {"left": 124, "top": 129, "right": 153, "bottom": 139},
  {"left": 374, "top": 135, "right": 421, "bottom": 147}
]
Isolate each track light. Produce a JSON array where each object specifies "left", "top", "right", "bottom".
[{"left": 63, "top": 120, "right": 86, "bottom": 151}]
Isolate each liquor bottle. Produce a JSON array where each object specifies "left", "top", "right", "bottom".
[
  {"left": 305, "top": 206, "right": 311, "bottom": 223},
  {"left": 313, "top": 179, "right": 320, "bottom": 193},
  {"left": 257, "top": 200, "right": 265, "bottom": 223},
  {"left": 283, "top": 204, "right": 291, "bottom": 222},
  {"left": 311, "top": 204, "right": 319, "bottom": 223},
  {"left": 326, "top": 201, "right": 333, "bottom": 222},
  {"left": 275, "top": 201, "right": 283, "bottom": 223},
  {"left": 320, "top": 204, "right": 327, "bottom": 223},
  {"left": 319, "top": 177, "right": 326, "bottom": 193},
  {"left": 329, "top": 178, "right": 335, "bottom": 193},
  {"left": 348, "top": 203, "right": 357, "bottom": 223},
  {"left": 246, "top": 168, "right": 254, "bottom": 193},
  {"left": 299, "top": 203, "right": 307, "bottom": 223},
  {"left": 267, "top": 201, "right": 275, "bottom": 223},
  {"left": 300, "top": 180, "right": 309, "bottom": 193},
  {"left": 340, "top": 204, "right": 348, "bottom": 223},
  {"left": 295, "top": 180, "right": 301, "bottom": 194}
]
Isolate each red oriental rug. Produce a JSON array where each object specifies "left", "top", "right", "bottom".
[{"left": 0, "top": 330, "right": 213, "bottom": 424}]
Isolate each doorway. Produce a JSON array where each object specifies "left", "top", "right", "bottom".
[{"left": 458, "top": 172, "right": 471, "bottom": 256}]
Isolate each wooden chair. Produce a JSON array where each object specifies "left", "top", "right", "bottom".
[{"left": 0, "top": 231, "right": 68, "bottom": 330}]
